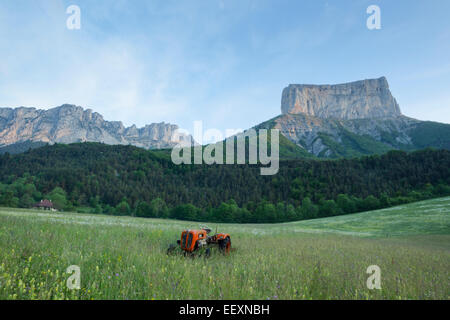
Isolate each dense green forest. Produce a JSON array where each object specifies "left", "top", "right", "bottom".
[{"left": 0, "top": 143, "right": 449, "bottom": 223}]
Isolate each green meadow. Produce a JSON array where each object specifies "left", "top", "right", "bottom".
[{"left": 0, "top": 197, "right": 449, "bottom": 300}]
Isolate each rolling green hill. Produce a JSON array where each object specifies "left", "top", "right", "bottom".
[
  {"left": 408, "top": 121, "right": 450, "bottom": 150},
  {"left": 278, "top": 196, "right": 450, "bottom": 238}
]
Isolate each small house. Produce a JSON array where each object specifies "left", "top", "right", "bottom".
[{"left": 33, "top": 199, "right": 57, "bottom": 211}]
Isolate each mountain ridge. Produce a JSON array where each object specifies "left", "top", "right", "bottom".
[
  {"left": 1, "top": 77, "right": 449, "bottom": 158},
  {"left": 0, "top": 104, "right": 193, "bottom": 151}
]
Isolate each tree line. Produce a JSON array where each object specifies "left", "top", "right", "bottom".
[{"left": 0, "top": 142, "right": 449, "bottom": 223}]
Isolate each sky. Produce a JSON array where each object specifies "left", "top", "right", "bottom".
[{"left": 0, "top": 0, "right": 449, "bottom": 138}]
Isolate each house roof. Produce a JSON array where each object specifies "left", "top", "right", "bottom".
[{"left": 33, "top": 199, "right": 54, "bottom": 208}]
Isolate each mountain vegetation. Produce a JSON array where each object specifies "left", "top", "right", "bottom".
[{"left": 0, "top": 143, "right": 449, "bottom": 223}]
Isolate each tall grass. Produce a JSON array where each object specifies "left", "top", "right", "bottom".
[{"left": 0, "top": 198, "right": 449, "bottom": 300}]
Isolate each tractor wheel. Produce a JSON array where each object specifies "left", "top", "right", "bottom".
[{"left": 219, "top": 237, "right": 231, "bottom": 254}]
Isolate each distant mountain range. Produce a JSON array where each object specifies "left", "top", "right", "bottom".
[
  {"left": 0, "top": 104, "right": 193, "bottom": 154},
  {"left": 1, "top": 77, "right": 449, "bottom": 157}
]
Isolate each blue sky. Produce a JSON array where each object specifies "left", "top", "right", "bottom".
[{"left": 0, "top": 0, "right": 449, "bottom": 136}]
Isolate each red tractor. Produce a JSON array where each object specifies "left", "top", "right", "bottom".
[{"left": 167, "top": 227, "right": 231, "bottom": 257}]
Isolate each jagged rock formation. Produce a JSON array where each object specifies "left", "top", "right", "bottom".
[
  {"left": 1, "top": 77, "right": 449, "bottom": 158},
  {"left": 257, "top": 77, "right": 450, "bottom": 158},
  {"left": 281, "top": 77, "right": 401, "bottom": 120},
  {"left": 0, "top": 104, "right": 193, "bottom": 150}
]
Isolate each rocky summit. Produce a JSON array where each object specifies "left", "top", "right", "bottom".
[
  {"left": 281, "top": 77, "right": 402, "bottom": 120},
  {"left": 0, "top": 104, "right": 193, "bottom": 151},
  {"left": 256, "top": 77, "right": 450, "bottom": 158}
]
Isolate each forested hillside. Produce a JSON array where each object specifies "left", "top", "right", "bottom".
[{"left": 0, "top": 143, "right": 449, "bottom": 223}]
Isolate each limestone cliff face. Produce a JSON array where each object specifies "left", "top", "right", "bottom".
[
  {"left": 261, "top": 77, "right": 444, "bottom": 158},
  {"left": 281, "top": 77, "right": 401, "bottom": 120},
  {"left": 0, "top": 104, "right": 193, "bottom": 149}
]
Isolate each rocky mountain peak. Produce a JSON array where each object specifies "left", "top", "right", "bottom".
[
  {"left": 281, "top": 77, "right": 402, "bottom": 120},
  {"left": 0, "top": 104, "right": 194, "bottom": 149}
]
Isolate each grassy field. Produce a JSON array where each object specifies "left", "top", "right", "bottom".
[{"left": 0, "top": 197, "right": 449, "bottom": 300}]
